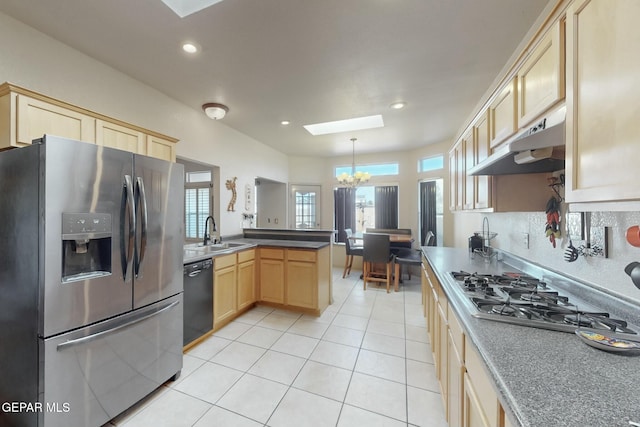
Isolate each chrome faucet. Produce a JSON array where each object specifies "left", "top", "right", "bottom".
[{"left": 203, "top": 216, "right": 217, "bottom": 245}]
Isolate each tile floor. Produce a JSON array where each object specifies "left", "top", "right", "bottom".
[{"left": 106, "top": 268, "right": 448, "bottom": 427}]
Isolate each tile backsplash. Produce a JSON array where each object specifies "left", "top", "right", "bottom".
[{"left": 453, "top": 210, "right": 640, "bottom": 305}]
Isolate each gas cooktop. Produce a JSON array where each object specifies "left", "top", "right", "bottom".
[{"left": 451, "top": 271, "right": 638, "bottom": 335}]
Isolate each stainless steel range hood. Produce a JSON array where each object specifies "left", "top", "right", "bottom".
[{"left": 468, "top": 105, "right": 566, "bottom": 176}]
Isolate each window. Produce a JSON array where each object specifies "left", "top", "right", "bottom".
[
  {"left": 335, "top": 163, "right": 399, "bottom": 178},
  {"left": 334, "top": 185, "right": 398, "bottom": 242},
  {"left": 418, "top": 155, "right": 444, "bottom": 172},
  {"left": 184, "top": 171, "right": 213, "bottom": 240},
  {"left": 295, "top": 190, "right": 316, "bottom": 228}
]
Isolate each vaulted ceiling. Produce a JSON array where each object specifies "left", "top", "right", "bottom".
[{"left": 0, "top": 0, "right": 551, "bottom": 157}]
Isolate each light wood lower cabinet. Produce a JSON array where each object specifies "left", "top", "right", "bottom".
[
  {"left": 213, "top": 253, "right": 237, "bottom": 326},
  {"left": 422, "top": 255, "right": 511, "bottom": 427},
  {"left": 237, "top": 249, "right": 256, "bottom": 311},
  {"left": 286, "top": 250, "right": 317, "bottom": 309},
  {"left": 259, "top": 248, "right": 286, "bottom": 304}
]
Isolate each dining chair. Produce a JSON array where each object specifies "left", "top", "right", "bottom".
[
  {"left": 363, "top": 233, "right": 395, "bottom": 293},
  {"left": 393, "top": 230, "right": 435, "bottom": 289},
  {"left": 342, "top": 229, "right": 363, "bottom": 278}
]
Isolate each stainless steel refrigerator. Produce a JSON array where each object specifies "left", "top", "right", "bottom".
[{"left": 0, "top": 135, "right": 184, "bottom": 427}]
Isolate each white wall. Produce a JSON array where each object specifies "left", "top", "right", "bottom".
[{"left": 0, "top": 11, "right": 289, "bottom": 237}]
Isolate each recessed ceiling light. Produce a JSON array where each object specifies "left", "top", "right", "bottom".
[
  {"left": 182, "top": 43, "right": 198, "bottom": 53},
  {"left": 281, "top": 120, "right": 291, "bottom": 126},
  {"left": 390, "top": 102, "right": 406, "bottom": 110},
  {"left": 303, "top": 115, "right": 384, "bottom": 136}
]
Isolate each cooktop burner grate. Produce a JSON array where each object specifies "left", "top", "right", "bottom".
[{"left": 451, "top": 271, "right": 638, "bottom": 335}]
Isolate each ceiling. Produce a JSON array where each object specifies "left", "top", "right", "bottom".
[{"left": 0, "top": 0, "right": 551, "bottom": 157}]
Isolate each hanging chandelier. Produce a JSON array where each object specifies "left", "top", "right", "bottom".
[{"left": 337, "top": 138, "right": 370, "bottom": 187}]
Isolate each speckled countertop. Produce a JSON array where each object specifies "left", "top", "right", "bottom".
[
  {"left": 183, "top": 239, "right": 329, "bottom": 264},
  {"left": 422, "top": 247, "right": 640, "bottom": 427}
]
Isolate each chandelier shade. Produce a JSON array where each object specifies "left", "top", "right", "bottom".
[{"left": 337, "top": 138, "right": 370, "bottom": 187}]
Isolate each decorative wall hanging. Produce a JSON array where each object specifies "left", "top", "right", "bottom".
[{"left": 226, "top": 177, "right": 237, "bottom": 211}]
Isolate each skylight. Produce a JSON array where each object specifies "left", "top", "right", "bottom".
[
  {"left": 303, "top": 115, "right": 384, "bottom": 136},
  {"left": 160, "top": 0, "right": 225, "bottom": 18}
]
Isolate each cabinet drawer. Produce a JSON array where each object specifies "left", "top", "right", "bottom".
[
  {"left": 447, "top": 304, "right": 465, "bottom": 358},
  {"left": 465, "top": 341, "right": 500, "bottom": 426},
  {"left": 260, "top": 248, "right": 285, "bottom": 260},
  {"left": 287, "top": 249, "right": 316, "bottom": 262},
  {"left": 214, "top": 253, "right": 236, "bottom": 270},
  {"left": 237, "top": 249, "right": 255, "bottom": 263}
]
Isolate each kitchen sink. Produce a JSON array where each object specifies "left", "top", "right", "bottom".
[{"left": 184, "top": 241, "right": 252, "bottom": 256}]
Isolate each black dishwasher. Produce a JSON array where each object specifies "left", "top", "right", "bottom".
[{"left": 183, "top": 259, "right": 213, "bottom": 346}]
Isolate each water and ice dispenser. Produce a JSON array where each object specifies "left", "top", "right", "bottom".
[{"left": 61, "top": 213, "right": 112, "bottom": 283}]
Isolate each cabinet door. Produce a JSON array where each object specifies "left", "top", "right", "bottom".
[
  {"left": 437, "top": 301, "right": 448, "bottom": 402},
  {"left": 214, "top": 265, "right": 237, "bottom": 326},
  {"left": 448, "top": 147, "right": 458, "bottom": 211},
  {"left": 286, "top": 260, "right": 316, "bottom": 309},
  {"left": 565, "top": 0, "right": 640, "bottom": 203},
  {"left": 16, "top": 94, "right": 95, "bottom": 146},
  {"left": 464, "top": 373, "right": 491, "bottom": 427},
  {"left": 474, "top": 113, "right": 492, "bottom": 209},
  {"left": 96, "top": 119, "right": 144, "bottom": 153},
  {"left": 462, "top": 129, "right": 475, "bottom": 210},
  {"left": 448, "top": 332, "right": 464, "bottom": 427},
  {"left": 237, "top": 259, "right": 256, "bottom": 311},
  {"left": 489, "top": 78, "right": 517, "bottom": 148},
  {"left": 259, "top": 259, "right": 285, "bottom": 304},
  {"left": 518, "top": 20, "right": 564, "bottom": 127},
  {"left": 146, "top": 134, "right": 176, "bottom": 162}
]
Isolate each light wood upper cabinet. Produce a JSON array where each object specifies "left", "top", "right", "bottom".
[
  {"left": 13, "top": 93, "right": 95, "bottom": 146},
  {"left": 0, "top": 83, "right": 178, "bottom": 161},
  {"left": 96, "top": 119, "right": 145, "bottom": 153},
  {"left": 463, "top": 129, "right": 475, "bottom": 210},
  {"left": 146, "top": 134, "right": 176, "bottom": 162},
  {"left": 474, "top": 113, "right": 491, "bottom": 209},
  {"left": 448, "top": 146, "right": 458, "bottom": 212},
  {"left": 489, "top": 78, "right": 517, "bottom": 149},
  {"left": 517, "top": 19, "right": 565, "bottom": 128},
  {"left": 565, "top": 0, "right": 640, "bottom": 204}
]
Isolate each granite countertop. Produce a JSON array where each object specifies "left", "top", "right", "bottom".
[
  {"left": 183, "top": 239, "right": 330, "bottom": 264},
  {"left": 422, "top": 246, "right": 640, "bottom": 427}
]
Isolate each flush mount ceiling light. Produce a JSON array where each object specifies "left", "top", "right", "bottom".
[
  {"left": 390, "top": 102, "right": 406, "bottom": 110},
  {"left": 303, "top": 114, "right": 384, "bottom": 136},
  {"left": 202, "top": 103, "right": 229, "bottom": 120},
  {"left": 281, "top": 120, "right": 291, "bottom": 126},
  {"left": 182, "top": 43, "right": 198, "bottom": 53}
]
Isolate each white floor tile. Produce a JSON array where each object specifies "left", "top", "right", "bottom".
[
  {"left": 322, "top": 325, "right": 365, "bottom": 348},
  {"left": 407, "top": 386, "right": 448, "bottom": 427},
  {"left": 337, "top": 404, "right": 407, "bottom": 427},
  {"left": 213, "top": 321, "right": 252, "bottom": 340},
  {"left": 167, "top": 354, "right": 206, "bottom": 388},
  {"left": 361, "top": 332, "right": 406, "bottom": 357},
  {"left": 288, "top": 318, "right": 330, "bottom": 338},
  {"left": 405, "top": 324, "right": 429, "bottom": 344},
  {"left": 210, "top": 341, "right": 266, "bottom": 371},
  {"left": 118, "top": 388, "right": 210, "bottom": 427},
  {"left": 249, "top": 350, "right": 306, "bottom": 385},
  {"left": 367, "top": 319, "right": 405, "bottom": 339},
  {"left": 344, "top": 372, "right": 407, "bottom": 422},
  {"left": 235, "top": 309, "right": 270, "bottom": 325},
  {"left": 267, "top": 388, "right": 342, "bottom": 427},
  {"left": 193, "top": 405, "right": 263, "bottom": 427},
  {"left": 292, "top": 360, "right": 352, "bottom": 402},
  {"left": 173, "top": 362, "right": 242, "bottom": 404},
  {"left": 217, "top": 374, "right": 288, "bottom": 424},
  {"left": 406, "top": 359, "right": 439, "bottom": 392},
  {"left": 236, "top": 325, "right": 284, "bottom": 348},
  {"left": 271, "top": 332, "right": 319, "bottom": 358},
  {"left": 309, "top": 340, "right": 359, "bottom": 370},
  {"left": 405, "top": 340, "right": 433, "bottom": 363},
  {"left": 186, "top": 336, "right": 232, "bottom": 360},
  {"left": 339, "top": 302, "right": 373, "bottom": 318},
  {"left": 257, "top": 313, "right": 300, "bottom": 331},
  {"left": 332, "top": 313, "right": 369, "bottom": 331},
  {"left": 355, "top": 349, "right": 406, "bottom": 384}
]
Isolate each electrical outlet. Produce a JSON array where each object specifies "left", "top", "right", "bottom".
[{"left": 523, "top": 233, "right": 529, "bottom": 249}]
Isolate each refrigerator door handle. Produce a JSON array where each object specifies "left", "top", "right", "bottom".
[
  {"left": 135, "top": 176, "right": 148, "bottom": 277},
  {"left": 121, "top": 174, "right": 136, "bottom": 280},
  {"left": 56, "top": 300, "right": 180, "bottom": 351}
]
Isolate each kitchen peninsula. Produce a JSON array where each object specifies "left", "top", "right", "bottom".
[{"left": 183, "top": 228, "right": 334, "bottom": 349}]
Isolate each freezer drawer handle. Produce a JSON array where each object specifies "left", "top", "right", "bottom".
[{"left": 56, "top": 300, "right": 180, "bottom": 351}]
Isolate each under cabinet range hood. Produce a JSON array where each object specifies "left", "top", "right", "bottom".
[{"left": 468, "top": 105, "right": 566, "bottom": 176}]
